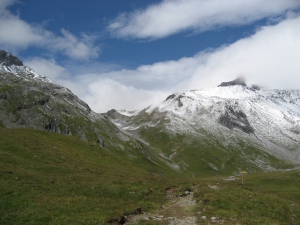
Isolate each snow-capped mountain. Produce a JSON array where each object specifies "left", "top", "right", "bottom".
[{"left": 106, "top": 78, "right": 300, "bottom": 173}]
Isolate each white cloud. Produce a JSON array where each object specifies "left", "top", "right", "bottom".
[
  {"left": 0, "top": 0, "right": 44, "bottom": 47},
  {"left": 47, "top": 29, "right": 100, "bottom": 60},
  {"left": 108, "top": 0, "right": 300, "bottom": 39},
  {"left": 0, "top": 0, "right": 100, "bottom": 59},
  {"left": 187, "top": 15, "right": 300, "bottom": 90},
  {"left": 84, "top": 57, "right": 199, "bottom": 91},
  {"left": 24, "top": 57, "right": 69, "bottom": 81},
  {"left": 81, "top": 79, "right": 169, "bottom": 112}
]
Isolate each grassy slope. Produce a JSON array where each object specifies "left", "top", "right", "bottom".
[
  {"left": 0, "top": 127, "right": 182, "bottom": 224},
  {"left": 1, "top": 127, "right": 299, "bottom": 225},
  {"left": 139, "top": 125, "right": 294, "bottom": 177}
]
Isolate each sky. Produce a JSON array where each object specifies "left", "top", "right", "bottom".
[{"left": 1, "top": 0, "right": 300, "bottom": 113}]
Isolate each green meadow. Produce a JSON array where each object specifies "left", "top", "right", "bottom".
[{"left": 0, "top": 127, "right": 299, "bottom": 224}]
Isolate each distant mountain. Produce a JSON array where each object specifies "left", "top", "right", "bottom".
[{"left": 105, "top": 79, "right": 300, "bottom": 174}]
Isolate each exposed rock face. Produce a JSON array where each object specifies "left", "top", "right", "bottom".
[
  {"left": 218, "top": 77, "right": 246, "bottom": 87},
  {"left": 0, "top": 50, "right": 23, "bottom": 66},
  {"left": 166, "top": 94, "right": 176, "bottom": 101},
  {"left": 165, "top": 94, "right": 183, "bottom": 107},
  {"left": 218, "top": 105, "right": 254, "bottom": 134}
]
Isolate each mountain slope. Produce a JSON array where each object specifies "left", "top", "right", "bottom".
[
  {"left": 0, "top": 50, "right": 100, "bottom": 140},
  {"left": 106, "top": 79, "right": 300, "bottom": 175},
  {"left": 0, "top": 50, "right": 189, "bottom": 173}
]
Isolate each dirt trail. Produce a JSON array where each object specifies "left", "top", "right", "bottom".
[{"left": 125, "top": 187, "right": 198, "bottom": 225}]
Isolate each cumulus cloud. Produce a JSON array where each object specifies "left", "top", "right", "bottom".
[
  {"left": 47, "top": 29, "right": 99, "bottom": 60},
  {"left": 0, "top": 0, "right": 99, "bottom": 59},
  {"left": 83, "top": 57, "right": 199, "bottom": 91},
  {"left": 81, "top": 79, "right": 169, "bottom": 113},
  {"left": 108, "top": 0, "right": 300, "bottom": 39}
]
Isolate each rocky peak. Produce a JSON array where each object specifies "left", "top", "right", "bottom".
[
  {"left": 0, "top": 50, "right": 23, "bottom": 66},
  {"left": 218, "top": 77, "right": 246, "bottom": 87}
]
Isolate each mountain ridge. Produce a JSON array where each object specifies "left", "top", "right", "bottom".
[{"left": 1, "top": 50, "right": 299, "bottom": 175}]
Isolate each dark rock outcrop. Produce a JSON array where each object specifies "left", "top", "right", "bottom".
[
  {"left": 165, "top": 94, "right": 183, "bottom": 107},
  {"left": 218, "top": 77, "right": 246, "bottom": 87},
  {"left": 176, "top": 95, "right": 184, "bottom": 107},
  {"left": 218, "top": 104, "right": 254, "bottom": 134},
  {"left": 0, "top": 50, "right": 23, "bottom": 66},
  {"left": 166, "top": 94, "right": 176, "bottom": 101}
]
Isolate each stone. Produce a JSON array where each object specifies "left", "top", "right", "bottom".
[
  {"left": 133, "top": 207, "right": 142, "bottom": 214},
  {"left": 154, "top": 218, "right": 163, "bottom": 221},
  {"left": 119, "top": 215, "right": 127, "bottom": 224}
]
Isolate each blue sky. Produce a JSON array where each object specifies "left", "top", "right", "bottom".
[{"left": 1, "top": 0, "right": 300, "bottom": 112}]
